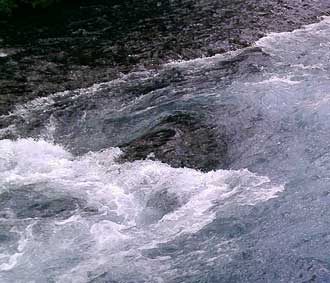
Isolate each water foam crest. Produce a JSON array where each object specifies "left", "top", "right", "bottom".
[
  {"left": 256, "top": 16, "right": 330, "bottom": 66},
  {"left": 0, "top": 138, "right": 283, "bottom": 282}
]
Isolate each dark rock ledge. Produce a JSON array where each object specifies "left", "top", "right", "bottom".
[{"left": 1, "top": 0, "right": 330, "bottom": 115}]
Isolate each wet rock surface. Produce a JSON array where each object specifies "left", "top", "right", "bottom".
[
  {"left": 1, "top": 0, "right": 330, "bottom": 115},
  {"left": 120, "top": 113, "right": 227, "bottom": 170},
  {"left": 0, "top": 185, "right": 94, "bottom": 219}
]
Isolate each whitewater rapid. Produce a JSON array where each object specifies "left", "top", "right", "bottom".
[
  {"left": 0, "top": 138, "right": 282, "bottom": 282},
  {"left": 1, "top": 16, "right": 330, "bottom": 283}
]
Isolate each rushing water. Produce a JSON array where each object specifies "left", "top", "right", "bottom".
[{"left": 1, "top": 17, "right": 330, "bottom": 283}]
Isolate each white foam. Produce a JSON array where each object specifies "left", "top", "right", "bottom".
[
  {"left": 2, "top": 70, "right": 155, "bottom": 120},
  {"left": 0, "top": 252, "right": 22, "bottom": 271},
  {"left": 0, "top": 224, "right": 34, "bottom": 272},
  {"left": 0, "top": 138, "right": 284, "bottom": 281},
  {"left": 255, "top": 16, "right": 330, "bottom": 67},
  {"left": 245, "top": 75, "right": 302, "bottom": 86},
  {"left": 0, "top": 138, "right": 283, "bottom": 221},
  {"left": 165, "top": 48, "right": 243, "bottom": 70}
]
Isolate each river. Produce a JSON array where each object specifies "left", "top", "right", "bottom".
[{"left": 1, "top": 2, "right": 330, "bottom": 283}]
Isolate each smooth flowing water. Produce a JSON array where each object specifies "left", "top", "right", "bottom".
[{"left": 1, "top": 17, "right": 330, "bottom": 283}]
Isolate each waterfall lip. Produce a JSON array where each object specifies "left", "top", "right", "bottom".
[{"left": 255, "top": 16, "right": 330, "bottom": 55}]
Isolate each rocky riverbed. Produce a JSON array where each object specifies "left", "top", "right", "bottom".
[{"left": 1, "top": 0, "right": 330, "bottom": 115}]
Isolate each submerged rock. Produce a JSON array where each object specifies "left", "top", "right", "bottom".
[
  {"left": 0, "top": 186, "right": 95, "bottom": 220},
  {"left": 120, "top": 112, "right": 228, "bottom": 171}
]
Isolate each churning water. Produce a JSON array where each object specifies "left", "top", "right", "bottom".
[{"left": 1, "top": 17, "right": 330, "bottom": 283}]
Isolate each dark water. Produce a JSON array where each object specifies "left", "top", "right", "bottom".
[{"left": 2, "top": 1, "right": 330, "bottom": 283}]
